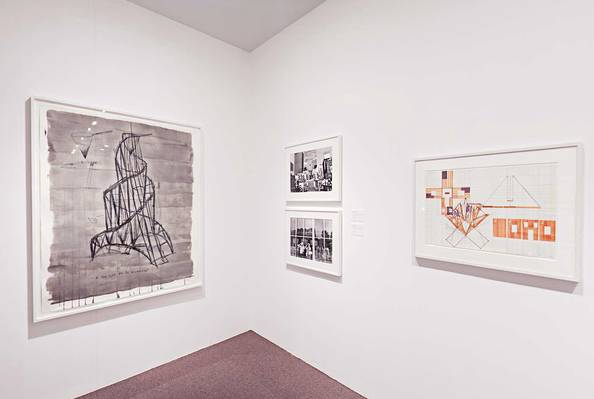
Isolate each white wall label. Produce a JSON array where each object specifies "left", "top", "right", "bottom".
[
  {"left": 352, "top": 223, "right": 365, "bottom": 237},
  {"left": 351, "top": 209, "right": 365, "bottom": 237},
  {"left": 352, "top": 209, "right": 366, "bottom": 223}
]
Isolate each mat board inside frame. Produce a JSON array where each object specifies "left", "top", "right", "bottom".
[
  {"left": 286, "top": 207, "right": 342, "bottom": 277},
  {"left": 415, "top": 144, "right": 581, "bottom": 282}
]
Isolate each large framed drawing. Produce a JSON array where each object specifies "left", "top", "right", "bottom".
[
  {"left": 286, "top": 136, "right": 342, "bottom": 202},
  {"left": 31, "top": 98, "right": 203, "bottom": 322},
  {"left": 415, "top": 144, "right": 581, "bottom": 282},
  {"left": 286, "top": 208, "right": 342, "bottom": 276}
]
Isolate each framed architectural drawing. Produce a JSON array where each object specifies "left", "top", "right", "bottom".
[
  {"left": 31, "top": 97, "right": 203, "bottom": 322},
  {"left": 415, "top": 144, "right": 581, "bottom": 281},
  {"left": 286, "top": 136, "right": 342, "bottom": 202},
  {"left": 286, "top": 208, "right": 342, "bottom": 276}
]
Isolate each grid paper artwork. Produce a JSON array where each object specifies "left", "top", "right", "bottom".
[{"left": 424, "top": 163, "right": 557, "bottom": 259}]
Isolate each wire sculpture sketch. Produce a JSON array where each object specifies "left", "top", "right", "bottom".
[
  {"left": 35, "top": 104, "right": 197, "bottom": 319},
  {"left": 90, "top": 131, "right": 174, "bottom": 266}
]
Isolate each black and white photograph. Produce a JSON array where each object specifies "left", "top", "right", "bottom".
[
  {"left": 31, "top": 98, "right": 203, "bottom": 321},
  {"left": 290, "top": 147, "right": 333, "bottom": 193},
  {"left": 290, "top": 217, "right": 333, "bottom": 263},
  {"left": 286, "top": 208, "right": 341, "bottom": 276},
  {"left": 286, "top": 136, "right": 342, "bottom": 201}
]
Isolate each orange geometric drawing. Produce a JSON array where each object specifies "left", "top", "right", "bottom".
[
  {"left": 426, "top": 171, "right": 488, "bottom": 248},
  {"left": 492, "top": 218, "right": 507, "bottom": 238},
  {"left": 521, "top": 220, "right": 540, "bottom": 241},
  {"left": 539, "top": 220, "right": 556, "bottom": 242},
  {"left": 425, "top": 171, "right": 470, "bottom": 216},
  {"left": 426, "top": 170, "right": 557, "bottom": 248},
  {"left": 507, "top": 219, "right": 523, "bottom": 240},
  {"left": 492, "top": 218, "right": 556, "bottom": 242},
  {"left": 446, "top": 201, "right": 489, "bottom": 236},
  {"left": 482, "top": 175, "right": 542, "bottom": 210}
]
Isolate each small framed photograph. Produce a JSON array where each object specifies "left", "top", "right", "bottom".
[
  {"left": 286, "top": 136, "right": 342, "bottom": 202},
  {"left": 286, "top": 207, "right": 342, "bottom": 276},
  {"left": 415, "top": 144, "right": 582, "bottom": 282}
]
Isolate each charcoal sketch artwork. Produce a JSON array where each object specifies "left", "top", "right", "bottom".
[
  {"left": 32, "top": 100, "right": 201, "bottom": 321},
  {"left": 90, "top": 131, "right": 174, "bottom": 266}
]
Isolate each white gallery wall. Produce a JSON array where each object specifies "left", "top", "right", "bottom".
[
  {"left": 247, "top": 0, "right": 594, "bottom": 398},
  {"left": 0, "top": 1, "right": 251, "bottom": 398},
  {"left": 2, "top": 0, "right": 594, "bottom": 398}
]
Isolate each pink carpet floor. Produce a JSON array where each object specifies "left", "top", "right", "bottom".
[{"left": 78, "top": 331, "right": 365, "bottom": 399}]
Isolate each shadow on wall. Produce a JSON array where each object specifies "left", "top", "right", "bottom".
[
  {"left": 24, "top": 99, "right": 204, "bottom": 339},
  {"left": 416, "top": 257, "right": 579, "bottom": 294},
  {"left": 287, "top": 264, "right": 342, "bottom": 284}
]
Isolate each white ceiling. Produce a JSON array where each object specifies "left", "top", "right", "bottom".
[{"left": 128, "top": 0, "right": 326, "bottom": 52}]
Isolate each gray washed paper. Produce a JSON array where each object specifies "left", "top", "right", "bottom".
[{"left": 46, "top": 110, "right": 194, "bottom": 306}]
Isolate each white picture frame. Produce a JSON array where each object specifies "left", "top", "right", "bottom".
[
  {"left": 31, "top": 97, "right": 204, "bottom": 322},
  {"left": 415, "top": 144, "right": 582, "bottom": 282},
  {"left": 286, "top": 207, "right": 342, "bottom": 277},
  {"left": 286, "top": 136, "right": 342, "bottom": 202}
]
